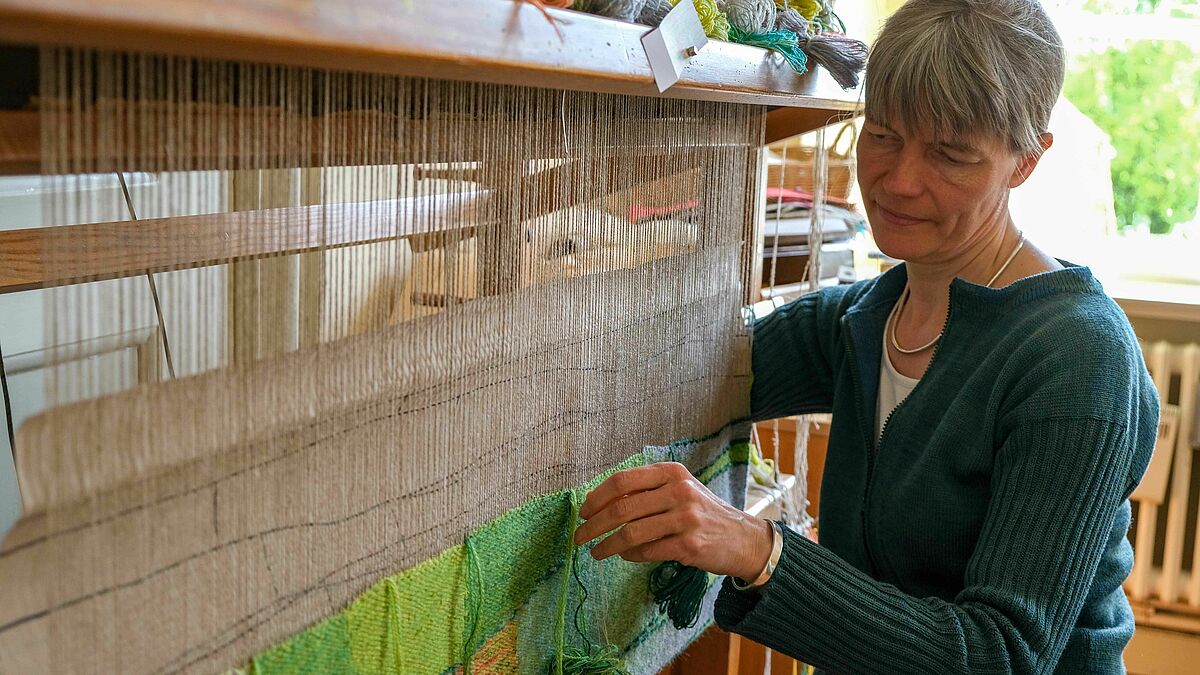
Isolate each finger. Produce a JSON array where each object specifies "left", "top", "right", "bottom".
[
  {"left": 590, "top": 511, "right": 681, "bottom": 561},
  {"left": 617, "top": 536, "right": 681, "bottom": 565},
  {"left": 579, "top": 462, "right": 689, "bottom": 520},
  {"left": 574, "top": 487, "right": 670, "bottom": 546}
]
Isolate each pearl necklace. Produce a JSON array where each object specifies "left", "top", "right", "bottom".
[{"left": 889, "top": 231, "right": 1026, "bottom": 355}]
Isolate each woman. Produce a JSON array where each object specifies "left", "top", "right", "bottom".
[{"left": 573, "top": 0, "right": 1159, "bottom": 672}]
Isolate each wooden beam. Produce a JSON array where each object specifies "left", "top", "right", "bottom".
[
  {"left": 765, "top": 105, "right": 861, "bottom": 145},
  {"left": 0, "top": 109, "right": 755, "bottom": 176},
  {"left": 0, "top": 148, "right": 698, "bottom": 294},
  {"left": 0, "top": 193, "right": 485, "bottom": 294},
  {"left": 0, "top": 0, "right": 862, "bottom": 110}
]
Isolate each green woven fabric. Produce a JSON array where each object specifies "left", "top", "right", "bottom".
[
  {"left": 249, "top": 425, "right": 752, "bottom": 674},
  {"left": 251, "top": 614, "right": 355, "bottom": 674}
]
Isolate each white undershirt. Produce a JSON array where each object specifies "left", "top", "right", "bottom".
[{"left": 877, "top": 329, "right": 921, "bottom": 440}]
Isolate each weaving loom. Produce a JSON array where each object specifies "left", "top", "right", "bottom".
[{"left": 0, "top": 1, "right": 859, "bottom": 673}]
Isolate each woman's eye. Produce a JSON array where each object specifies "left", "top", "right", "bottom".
[{"left": 938, "top": 151, "right": 966, "bottom": 165}]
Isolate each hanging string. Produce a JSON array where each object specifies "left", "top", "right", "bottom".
[
  {"left": 553, "top": 489, "right": 628, "bottom": 675},
  {"left": 462, "top": 536, "right": 486, "bottom": 675},
  {"left": 0, "top": 337, "right": 15, "bottom": 472},
  {"left": 117, "top": 172, "right": 177, "bottom": 380}
]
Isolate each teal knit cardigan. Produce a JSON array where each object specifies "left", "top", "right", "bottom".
[{"left": 715, "top": 264, "right": 1159, "bottom": 674}]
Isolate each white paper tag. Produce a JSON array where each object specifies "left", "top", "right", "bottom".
[{"left": 641, "top": 1, "right": 709, "bottom": 93}]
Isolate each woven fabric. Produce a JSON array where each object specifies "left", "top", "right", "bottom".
[{"left": 250, "top": 424, "right": 751, "bottom": 675}]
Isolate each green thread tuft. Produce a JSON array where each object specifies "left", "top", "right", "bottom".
[
  {"left": 648, "top": 561, "right": 711, "bottom": 630},
  {"left": 557, "top": 646, "right": 630, "bottom": 675}
]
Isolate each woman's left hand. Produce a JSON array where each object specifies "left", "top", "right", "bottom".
[{"left": 573, "top": 462, "right": 773, "bottom": 581}]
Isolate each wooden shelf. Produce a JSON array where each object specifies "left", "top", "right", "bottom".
[{"left": 0, "top": 0, "right": 862, "bottom": 113}]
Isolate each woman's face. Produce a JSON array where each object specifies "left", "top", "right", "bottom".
[{"left": 856, "top": 118, "right": 1041, "bottom": 265}]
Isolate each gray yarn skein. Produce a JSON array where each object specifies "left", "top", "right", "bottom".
[
  {"left": 638, "top": 0, "right": 674, "bottom": 26},
  {"left": 775, "top": 6, "right": 809, "bottom": 34},
  {"left": 721, "top": 0, "right": 777, "bottom": 34},
  {"left": 775, "top": 6, "right": 867, "bottom": 89},
  {"left": 578, "top": 0, "right": 650, "bottom": 21}
]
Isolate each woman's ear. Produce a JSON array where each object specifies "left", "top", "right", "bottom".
[{"left": 1009, "top": 132, "right": 1054, "bottom": 188}]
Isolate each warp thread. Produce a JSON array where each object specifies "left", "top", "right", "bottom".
[
  {"left": 648, "top": 560, "right": 711, "bottom": 629},
  {"left": 728, "top": 24, "right": 809, "bottom": 74},
  {"left": 721, "top": 0, "right": 777, "bottom": 34}
]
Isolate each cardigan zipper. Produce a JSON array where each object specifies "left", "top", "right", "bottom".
[{"left": 854, "top": 284, "right": 954, "bottom": 580}]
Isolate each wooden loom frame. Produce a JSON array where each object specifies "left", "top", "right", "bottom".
[{"left": 0, "top": 0, "right": 861, "bottom": 300}]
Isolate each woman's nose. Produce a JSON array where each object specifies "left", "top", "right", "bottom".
[{"left": 879, "top": 149, "right": 925, "bottom": 198}]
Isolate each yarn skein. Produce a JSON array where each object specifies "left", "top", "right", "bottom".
[
  {"left": 729, "top": 24, "right": 808, "bottom": 74},
  {"left": 721, "top": 0, "right": 777, "bottom": 34},
  {"left": 672, "top": 0, "right": 731, "bottom": 40},
  {"left": 775, "top": 6, "right": 867, "bottom": 88},
  {"left": 638, "top": 0, "right": 674, "bottom": 25},
  {"left": 803, "top": 31, "right": 868, "bottom": 88},
  {"left": 577, "top": 0, "right": 650, "bottom": 20},
  {"left": 774, "top": 0, "right": 821, "bottom": 21},
  {"left": 648, "top": 560, "right": 711, "bottom": 630}
]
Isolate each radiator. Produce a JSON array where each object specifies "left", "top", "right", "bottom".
[{"left": 1127, "top": 340, "right": 1200, "bottom": 630}]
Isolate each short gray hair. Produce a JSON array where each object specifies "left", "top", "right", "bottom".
[{"left": 864, "top": 0, "right": 1065, "bottom": 154}]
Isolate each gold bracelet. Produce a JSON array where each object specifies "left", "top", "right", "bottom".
[{"left": 731, "top": 520, "right": 784, "bottom": 592}]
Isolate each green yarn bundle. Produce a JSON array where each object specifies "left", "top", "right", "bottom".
[
  {"left": 649, "top": 561, "right": 712, "bottom": 630},
  {"left": 728, "top": 24, "right": 810, "bottom": 74}
]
